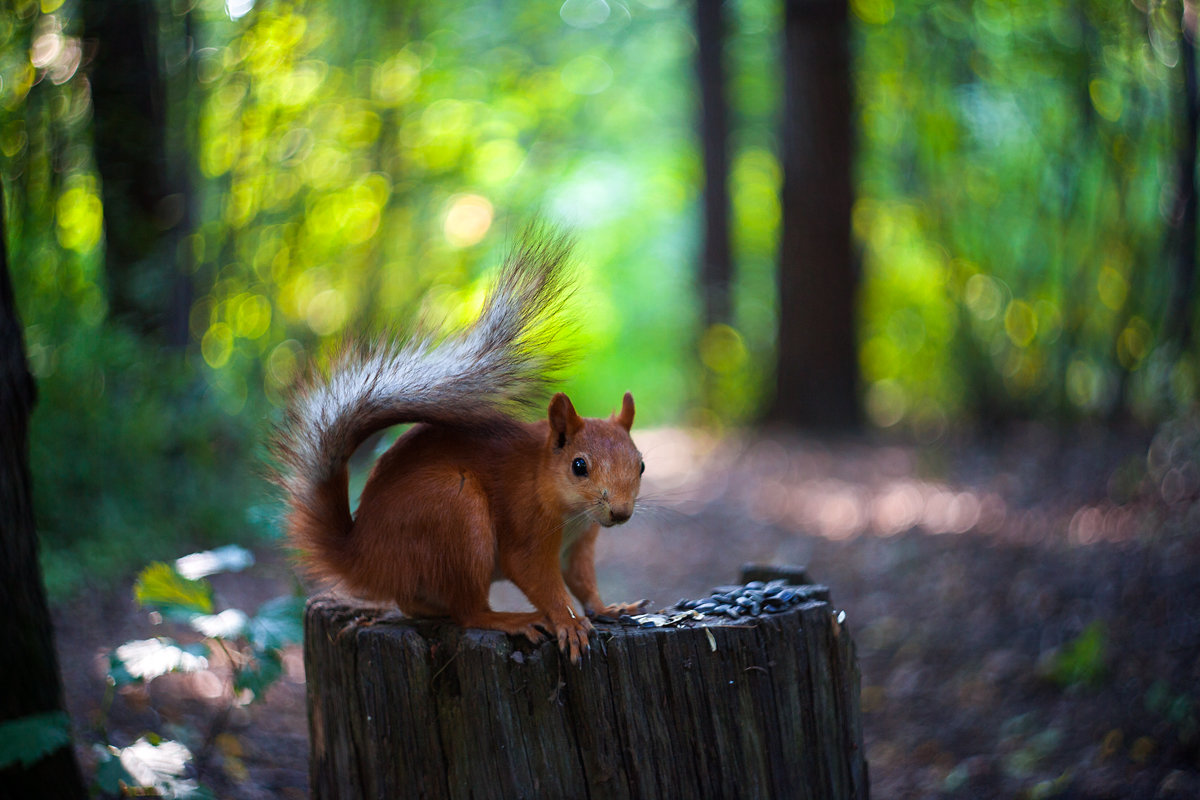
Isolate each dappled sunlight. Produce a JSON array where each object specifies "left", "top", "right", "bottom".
[
  {"left": 5, "top": 0, "right": 1196, "bottom": 793},
  {"left": 1067, "top": 505, "right": 1139, "bottom": 546},
  {"left": 443, "top": 193, "right": 494, "bottom": 247},
  {"left": 630, "top": 427, "right": 1166, "bottom": 547},
  {"left": 30, "top": 14, "right": 82, "bottom": 85},
  {"left": 734, "top": 465, "right": 1002, "bottom": 541},
  {"left": 633, "top": 427, "right": 723, "bottom": 496}
]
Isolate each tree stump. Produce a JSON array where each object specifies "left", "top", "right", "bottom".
[{"left": 304, "top": 566, "right": 867, "bottom": 799}]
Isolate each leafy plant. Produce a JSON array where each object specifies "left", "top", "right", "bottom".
[
  {"left": 0, "top": 711, "right": 73, "bottom": 770},
  {"left": 1047, "top": 620, "right": 1108, "bottom": 689},
  {"left": 1146, "top": 680, "right": 1199, "bottom": 747},
  {"left": 28, "top": 324, "right": 274, "bottom": 603},
  {"left": 93, "top": 545, "right": 303, "bottom": 799},
  {"left": 93, "top": 737, "right": 214, "bottom": 800}
]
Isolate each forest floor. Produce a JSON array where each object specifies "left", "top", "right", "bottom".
[{"left": 53, "top": 421, "right": 1200, "bottom": 799}]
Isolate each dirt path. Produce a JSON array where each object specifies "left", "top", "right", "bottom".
[{"left": 55, "top": 425, "right": 1200, "bottom": 798}]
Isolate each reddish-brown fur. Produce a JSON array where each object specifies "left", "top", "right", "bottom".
[{"left": 287, "top": 391, "right": 643, "bottom": 662}]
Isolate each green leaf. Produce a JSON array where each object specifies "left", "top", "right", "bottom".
[
  {"left": 107, "top": 653, "right": 140, "bottom": 688},
  {"left": 1146, "top": 680, "right": 1171, "bottom": 714},
  {"left": 92, "top": 745, "right": 135, "bottom": 795},
  {"left": 135, "top": 562, "right": 214, "bottom": 621},
  {"left": 0, "top": 711, "right": 72, "bottom": 769},
  {"left": 234, "top": 648, "right": 284, "bottom": 701},
  {"left": 246, "top": 594, "right": 305, "bottom": 651},
  {"left": 1050, "top": 620, "right": 1108, "bottom": 688}
]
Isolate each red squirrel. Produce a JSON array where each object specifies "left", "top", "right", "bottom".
[{"left": 271, "top": 229, "right": 645, "bottom": 662}]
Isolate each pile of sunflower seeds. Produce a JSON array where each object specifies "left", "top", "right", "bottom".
[
  {"left": 622, "top": 580, "right": 823, "bottom": 627},
  {"left": 673, "top": 580, "right": 815, "bottom": 619}
]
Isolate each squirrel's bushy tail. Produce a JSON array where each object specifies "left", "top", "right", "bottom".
[{"left": 270, "top": 226, "right": 574, "bottom": 577}]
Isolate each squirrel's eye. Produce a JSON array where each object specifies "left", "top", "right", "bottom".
[
  {"left": 640, "top": 460, "right": 645, "bottom": 475},
  {"left": 571, "top": 457, "right": 588, "bottom": 477}
]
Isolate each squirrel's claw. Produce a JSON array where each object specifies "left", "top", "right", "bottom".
[
  {"left": 520, "top": 624, "right": 548, "bottom": 645},
  {"left": 551, "top": 614, "right": 593, "bottom": 665}
]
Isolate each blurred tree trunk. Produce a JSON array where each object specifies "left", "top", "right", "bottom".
[
  {"left": 1166, "top": 11, "right": 1199, "bottom": 352},
  {"left": 696, "top": 0, "right": 732, "bottom": 330},
  {"left": 85, "top": 0, "right": 192, "bottom": 345},
  {"left": 0, "top": 186, "right": 87, "bottom": 798},
  {"left": 769, "top": 0, "right": 858, "bottom": 429}
]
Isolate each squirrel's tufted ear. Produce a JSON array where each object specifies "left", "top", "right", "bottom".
[
  {"left": 548, "top": 392, "right": 584, "bottom": 448},
  {"left": 614, "top": 392, "right": 635, "bottom": 431}
]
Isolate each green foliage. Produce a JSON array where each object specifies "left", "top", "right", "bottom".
[
  {"left": 91, "top": 744, "right": 137, "bottom": 797},
  {"left": 0, "top": 711, "right": 72, "bottom": 770},
  {"left": 854, "top": 0, "right": 1196, "bottom": 428},
  {"left": 93, "top": 738, "right": 214, "bottom": 800},
  {"left": 184, "top": 0, "right": 700, "bottom": 424},
  {"left": 1048, "top": 620, "right": 1108, "bottom": 689},
  {"left": 115, "top": 553, "right": 302, "bottom": 701},
  {"left": 245, "top": 594, "right": 306, "bottom": 651},
  {"left": 97, "top": 549, "right": 303, "bottom": 796},
  {"left": 233, "top": 649, "right": 284, "bottom": 699},
  {"left": 1145, "top": 680, "right": 1199, "bottom": 745},
  {"left": 108, "top": 638, "right": 211, "bottom": 687},
  {"left": 135, "top": 563, "right": 217, "bottom": 622},
  {"left": 4, "top": 0, "right": 1200, "bottom": 603},
  {"left": 26, "top": 322, "right": 272, "bottom": 600}
]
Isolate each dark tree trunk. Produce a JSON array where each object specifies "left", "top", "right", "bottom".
[
  {"left": 696, "top": 0, "right": 733, "bottom": 330},
  {"left": 1166, "top": 14, "right": 1199, "bottom": 352},
  {"left": 0, "top": 186, "right": 87, "bottom": 798},
  {"left": 304, "top": 570, "right": 867, "bottom": 800},
  {"left": 769, "top": 0, "right": 858, "bottom": 429},
  {"left": 85, "top": 0, "right": 191, "bottom": 345}
]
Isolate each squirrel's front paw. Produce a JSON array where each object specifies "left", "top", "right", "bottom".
[
  {"left": 548, "top": 612, "right": 593, "bottom": 664},
  {"left": 586, "top": 599, "right": 649, "bottom": 621}
]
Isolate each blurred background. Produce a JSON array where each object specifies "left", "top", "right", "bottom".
[
  {"left": 6, "top": 0, "right": 1196, "bottom": 600},
  {"left": 7, "top": 1, "right": 1200, "bottom": 796},
  {"left": 0, "top": 0, "right": 1190, "bottom": 587}
]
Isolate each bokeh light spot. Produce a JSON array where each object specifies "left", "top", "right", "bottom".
[
  {"left": 305, "top": 289, "right": 347, "bottom": 336},
  {"left": 202, "top": 323, "right": 235, "bottom": 368},
  {"left": 699, "top": 324, "right": 747, "bottom": 374},
  {"left": 561, "top": 55, "right": 613, "bottom": 95},
  {"left": 443, "top": 194, "right": 493, "bottom": 248},
  {"left": 560, "top": 0, "right": 610, "bottom": 28},
  {"left": 1004, "top": 299, "right": 1037, "bottom": 347},
  {"left": 851, "top": 0, "right": 894, "bottom": 26}
]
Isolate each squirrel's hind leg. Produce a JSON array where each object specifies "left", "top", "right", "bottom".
[
  {"left": 395, "top": 598, "right": 448, "bottom": 619},
  {"left": 382, "top": 468, "right": 548, "bottom": 644},
  {"left": 454, "top": 609, "right": 549, "bottom": 644},
  {"left": 395, "top": 598, "right": 548, "bottom": 646}
]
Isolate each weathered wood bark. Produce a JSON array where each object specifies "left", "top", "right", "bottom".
[
  {"left": 305, "top": 570, "right": 866, "bottom": 799},
  {"left": 770, "top": 0, "right": 859, "bottom": 429},
  {"left": 0, "top": 183, "right": 87, "bottom": 798}
]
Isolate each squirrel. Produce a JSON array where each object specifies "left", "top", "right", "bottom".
[{"left": 270, "top": 228, "right": 645, "bottom": 662}]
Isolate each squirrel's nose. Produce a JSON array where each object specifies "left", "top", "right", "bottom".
[{"left": 609, "top": 505, "right": 633, "bottom": 524}]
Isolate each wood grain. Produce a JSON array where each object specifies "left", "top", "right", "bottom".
[{"left": 305, "top": 575, "right": 867, "bottom": 800}]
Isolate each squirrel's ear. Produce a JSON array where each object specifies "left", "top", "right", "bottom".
[
  {"left": 548, "top": 392, "right": 584, "bottom": 448},
  {"left": 614, "top": 392, "right": 635, "bottom": 431}
]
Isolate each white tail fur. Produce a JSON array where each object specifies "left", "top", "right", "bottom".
[{"left": 270, "top": 226, "right": 574, "bottom": 505}]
